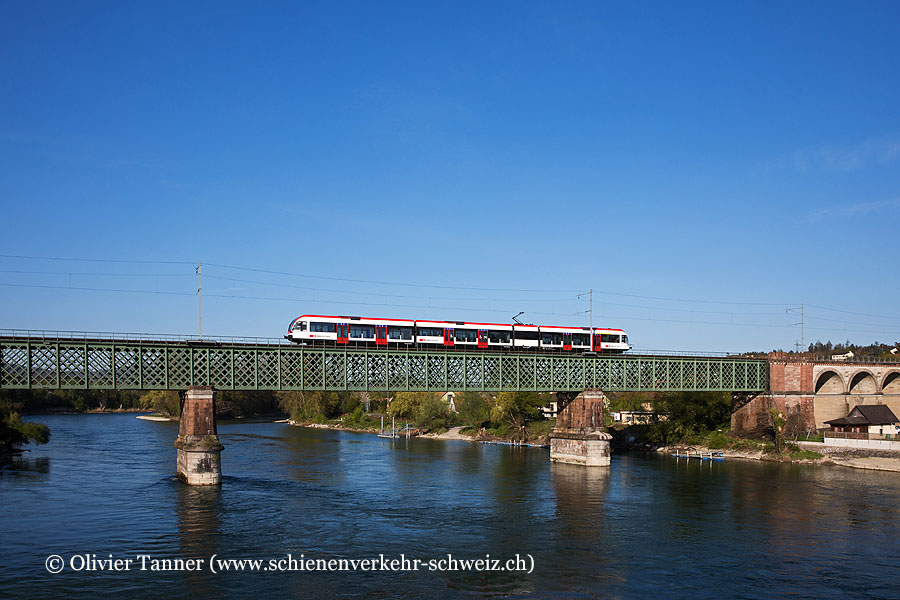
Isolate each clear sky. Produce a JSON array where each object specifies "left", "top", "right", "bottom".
[{"left": 1, "top": 1, "right": 898, "bottom": 352}]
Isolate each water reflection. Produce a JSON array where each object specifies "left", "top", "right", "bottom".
[
  {"left": 1, "top": 454, "right": 51, "bottom": 475},
  {"left": 175, "top": 483, "right": 222, "bottom": 598}
]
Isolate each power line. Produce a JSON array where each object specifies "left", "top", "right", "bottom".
[
  {"left": 8, "top": 281, "right": 900, "bottom": 336},
  {"left": 0, "top": 253, "right": 194, "bottom": 265},
  {"left": 805, "top": 303, "right": 900, "bottom": 321},
  {"left": 4, "top": 253, "right": 898, "bottom": 325},
  {"left": 0, "top": 268, "right": 792, "bottom": 316},
  {"left": 0, "top": 269, "right": 191, "bottom": 277},
  {"left": 0, "top": 282, "right": 195, "bottom": 297},
  {"left": 203, "top": 262, "right": 583, "bottom": 293}
]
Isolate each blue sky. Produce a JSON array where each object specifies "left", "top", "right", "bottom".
[{"left": 1, "top": 1, "right": 899, "bottom": 352}]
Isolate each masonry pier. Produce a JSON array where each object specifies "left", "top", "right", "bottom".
[
  {"left": 174, "top": 386, "right": 223, "bottom": 485},
  {"left": 550, "top": 390, "right": 612, "bottom": 467}
]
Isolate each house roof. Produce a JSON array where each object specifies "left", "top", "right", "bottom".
[{"left": 825, "top": 404, "right": 900, "bottom": 427}]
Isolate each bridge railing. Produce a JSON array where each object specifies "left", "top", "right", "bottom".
[
  {"left": 811, "top": 354, "right": 900, "bottom": 365},
  {"left": 824, "top": 431, "right": 899, "bottom": 441},
  {"left": 630, "top": 349, "right": 750, "bottom": 358},
  {"left": 0, "top": 329, "right": 292, "bottom": 346}
]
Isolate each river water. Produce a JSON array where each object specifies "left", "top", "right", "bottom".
[{"left": 2, "top": 414, "right": 899, "bottom": 599}]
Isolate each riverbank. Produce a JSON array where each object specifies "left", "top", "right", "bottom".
[
  {"left": 287, "top": 421, "right": 551, "bottom": 446},
  {"left": 656, "top": 442, "right": 900, "bottom": 473}
]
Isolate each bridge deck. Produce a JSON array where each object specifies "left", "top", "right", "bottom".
[{"left": 0, "top": 337, "right": 767, "bottom": 392}]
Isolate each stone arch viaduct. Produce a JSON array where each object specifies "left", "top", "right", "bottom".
[{"left": 732, "top": 357, "right": 900, "bottom": 436}]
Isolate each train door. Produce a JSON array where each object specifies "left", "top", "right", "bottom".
[
  {"left": 477, "top": 330, "right": 488, "bottom": 349},
  {"left": 375, "top": 325, "right": 387, "bottom": 346},
  {"left": 563, "top": 333, "right": 572, "bottom": 351},
  {"left": 336, "top": 323, "right": 349, "bottom": 344},
  {"left": 593, "top": 334, "right": 601, "bottom": 352},
  {"left": 443, "top": 328, "right": 455, "bottom": 347}
]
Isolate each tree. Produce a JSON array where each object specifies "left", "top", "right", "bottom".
[
  {"left": 490, "top": 391, "right": 544, "bottom": 437},
  {"left": 770, "top": 409, "right": 787, "bottom": 454},
  {"left": 275, "top": 391, "right": 341, "bottom": 422},
  {"left": 417, "top": 394, "right": 450, "bottom": 429},
  {"left": 1, "top": 406, "right": 50, "bottom": 454},
  {"left": 386, "top": 392, "right": 426, "bottom": 420},
  {"left": 143, "top": 390, "right": 181, "bottom": 417},
  {"left": 456, "top": 392, "right": 491, "bottom": 427}
]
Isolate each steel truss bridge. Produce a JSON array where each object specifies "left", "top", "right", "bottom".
[{"left": 0, "top": 336, "right": 767, "bottom": 393}]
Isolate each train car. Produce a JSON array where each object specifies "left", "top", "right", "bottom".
[
  {"left": 512, "top": 324, "right": 540, "bottom": 349},
  {"left": 286, "top": 315, "right": 415, "bottom": 346},
  {"left": 286, "top": 314, "right": 631, "bottom": 353},
  {"left": 415, "top": 320, "right": 513, "bottom": 349},
  {"left": 592, "top": 328, "right": 630, "bottom": 352},
  {"left": 539, "top": 325, "right": 593, "bottom": 351}
]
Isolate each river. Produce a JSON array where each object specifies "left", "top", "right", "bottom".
[{"left": 2, "top": 414, "right": 899, "bottom": 599}]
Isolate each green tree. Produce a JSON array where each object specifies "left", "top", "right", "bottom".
[
  {"left": 386, "top": 392, "right": 426, "bottom": 420},
  {"left": 456, "top": 392, "right": 491, "bottom": 427},
  {"left": 142, "top": 390, "right": 181, "bottom": 418},
  {"left": 417, "top": 394, "right": 451, "bottom": 429},
  {"left": 275, "top": 391, "right": 341, "bottom": 422},
  {"left": 490, "top": 391, "right": 545, "bottom": 437},
  {"left": 0, "top": 407, "right": 50, "bottom": 454}
]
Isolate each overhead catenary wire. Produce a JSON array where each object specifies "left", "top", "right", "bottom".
[
  {"left": 4, "top": 281, "right": 900, "bottom": 336},
  {"left": 2, "top": 253, "right": 899, "bottom": 336}
]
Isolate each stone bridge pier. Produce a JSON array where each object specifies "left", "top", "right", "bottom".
[
  {"left": 549, "top": 390, "right": 612, "bottom": 467},
  {"left": 174, "top": 386, "right": 224, "bottom": 485}
]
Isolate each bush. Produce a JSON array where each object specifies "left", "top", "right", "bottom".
[{"left": 706, "top": 431, "right": 729, "bottom": 449}]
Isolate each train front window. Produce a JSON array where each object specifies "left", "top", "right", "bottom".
[
  {"left": 623, "top": 335, "right": 628, "bottom": 344},
  {"left": 293, "top": 321, "right": 306, "bottom": 331}
]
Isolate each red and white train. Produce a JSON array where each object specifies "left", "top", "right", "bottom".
[{"left": 285, "top": 315, "right": 631, "bottom": 353}]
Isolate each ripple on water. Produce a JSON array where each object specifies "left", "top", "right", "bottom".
[{"left": 3, "top": 415, "right": 900, "bottom": 599}]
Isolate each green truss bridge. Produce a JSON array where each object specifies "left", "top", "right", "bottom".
[{"left": 0, "top": 332, "right": 767, "bottom": 392}]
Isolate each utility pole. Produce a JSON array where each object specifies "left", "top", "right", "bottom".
[
  {"left": 197, "top": 261, "right": 202, "bottom": 339},
  {"left": 590, "top": 288, "right": 593, "bottom": 332},
  {"left": 577, "top": 289, "right": 594, "bottom": 332},
  {"left": 801, "top": 303, "right": 804, "bottom": 352}
]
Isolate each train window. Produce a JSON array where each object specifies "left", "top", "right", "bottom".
[
  {"left": 488, "top": 330, "right": 510, "bottom": 343},
  {"left": 515, "top": 330, "right": 539, "bottom": 341},
  {"left": 387, "top": 326, "right": 412, "bottom": 340},
  {"left": 455, "top": 329, "right": 477, "bottom": 342},
  {"left": 293, "top": 321, "right": 307, "bottom": 331},
  {"left": 573, "top": 333, "right": 589, "bottom": 346},
  {"left": 600, "top": 334, "right": 621, "bottom": 343},
  {"left": 350, "top": 325, "right": 374, "bottom": 338},
  {"left": 623, "top": 335, "right": 628, "bottom": 344},
  {"left": 310, "top": 322, "right": 336, "bottom": 333},
  {"left": 542, "top": 333, "right": 562, "bottom": 345},
  {"left": 417, "top": 327, "right": 442, "bottom": 337}
]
